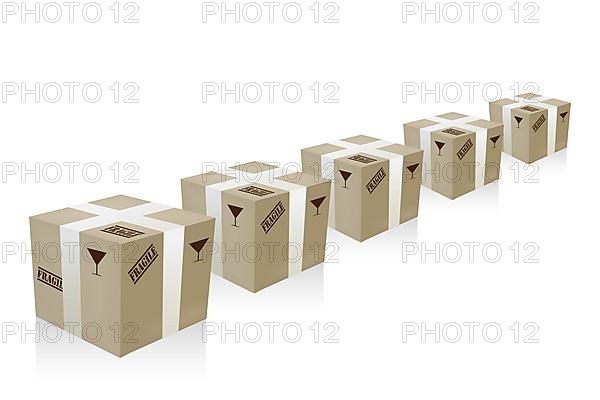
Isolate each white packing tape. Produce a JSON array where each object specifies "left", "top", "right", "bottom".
[
  {"left": 419, "top": 116, "right": 489, "bottom": 189},
  {"left": 501, "top": 96, "right": 557, "bottom": 156},
  {"left": 204, "top": 166, "right": 307, "bottom": 278},
  {"left": 59, "top": 202, "right": 184, "bottom": 338}
]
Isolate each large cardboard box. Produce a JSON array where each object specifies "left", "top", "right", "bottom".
[
  {"left": 301, "top": 135, "right": 423, "bottom": 242},
  {"left": 404, "top": 113, "right": 503, "bottom": 200},
  {"left": 30, "top": 195, "right": 215, "bottom": 357},
  {"left": 181, "top": 162, "right": 331, "bottom": 293},
  {"left": 489, "top": 93, "right": 571, "bottom": 163}
]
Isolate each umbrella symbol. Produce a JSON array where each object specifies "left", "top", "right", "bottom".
[
  {"left": 88, "top": 248, "right": 107, "bottom": 277},
  {"left": 560, "top": 112, "right": 569, "bottom": 122},
  {"left": 189, "top": 238, "right": 209, "bottom": 262},
  {"left": 434, "top": 141, "right": 446, "bottom": 156},
  {"left": 311, "top": 196, "right": 326, "bottom": 216},
  {"left": 514, "top": 116, "right": 523, "bottom": 128},
  {"left": 228, "top": 205, "right": 244, "bottom": 228},
  {"left": 339, "top": 170, "right": 352, "bottom": 189},
  {"left": 490, "top": 135, "right": 501, "bottom": 149},
  {"left": 406, "top": 164, "right": 419, "bottom": 180}
]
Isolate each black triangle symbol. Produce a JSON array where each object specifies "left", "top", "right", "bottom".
[
  {"left": 560, "top": 112, "right": 569, "bottom": 122},
  {"left": 434, "top": 141, "right": 446, "bottom": 156}
]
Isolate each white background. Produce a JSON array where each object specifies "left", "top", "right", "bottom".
[{"left": 1, "top": 0, "right": 598, "bottom": 398}]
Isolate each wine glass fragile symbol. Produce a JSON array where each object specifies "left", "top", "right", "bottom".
[
  {"left": 189, "top": 238, "right": 209, "bottom": 262},
  {"left": 88, "top": 248, "right": 107, "bottom": 277},
  {"left": 339, "top": 170, "right": 352, "bottom": 189},
  {"left": 228, "top": 205, "right": 244, "bottom": 228},
  {"left": 515, "top": 116, "right": 523, "bottom": 128},
  {"left": 490, "top": 136, "right": 501, "bottom": 149},
  {"left": 311, "top": 196, "right": 326, "bottom": 216},
  {"left": 406, "top": 164, "right": 419, "bottom": 180},
  {"left": 434, "top": 141, "right": 445, "bottom": 156},
  {"left": 560, "top": 112, "right": 569, "bottom": 122}
]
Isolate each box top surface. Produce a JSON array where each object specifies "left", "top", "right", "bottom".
[
  {"left": 377, "top": 143, "right": 423, "bottom": 157},
  {"left": 223, "top": 183, "right": 288, "bottom": 202},
  {"left": 90, "top": 195, "right": 149, "bottom": 210},
  {"left": 465, "top": 119, "right": 503, "bottom": 129},
  {"left": 147, "top": 208, "right": 215, "bottom": 226},
  {"left": 436, "top": 112, "right": 467, "bottom": 120},
  {"left": 31, "top": 196, "right": 211, "bottom": 229},
  {"left": 340, "top": 135, "right": 381, "bottom": 145},
  {"left": 182, "top": 171, "right": 234, "bottom": 186},
  {"left": 276, "top": 172, "right": 330, "bottom": 187}
]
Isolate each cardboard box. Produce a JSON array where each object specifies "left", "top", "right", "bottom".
[
  {"left": 301, "top": 135, "right": 423, "bottom": 242},
  {"left": 489, "top": 93, "right": 571, "bottom": 163},
  {"left": 181, "top": 162, "right": 331, "bottom": 293},
  {"left": 404, "top": 113, "right": 503, "bottom": 200},
  {"left": 30, "top": 195, "right": 215, "bottom": 357}
]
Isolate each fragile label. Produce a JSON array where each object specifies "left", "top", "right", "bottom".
[
  {"left": 101, "top": 225, "right": 145, "bottom": 239},
  {"left": 239, "top": 186, "right": 275, "bottom": 197},
  {"left": 128, "top": 244, "right": 159, "bottom": 285},
  {"left": 532, "top": 114, "right": 546, "bottom": 133},
  {"left": 366, "top": 167, "right": 387, "bottom": 194},
  {"left": 457, "top": 138, "right": 474, "bottom": 160},
  {"left": 261, "top": 201, "right": 286, "bottom": 234},
  {"left": 37, "top": 267, "right": 63, "bottom": 292},
  {"left": 348, "top": 154, "right": 378, "bottom": 164}
]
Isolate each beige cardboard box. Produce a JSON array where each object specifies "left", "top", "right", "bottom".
[
  {"left": 181, "top": 162, "right": 331, "bottom": 293},
  {"left": 404, "top": 113, "right": 503, "bottom": 200},
  {"left": 489, "top": 93, "right": 571, "bottom": 163},
  {"left": 301, "top": 135, "right": 423, "bottom": 242},
  {"left": 30, "top": 195, "right": 215, "bottom": 357}
]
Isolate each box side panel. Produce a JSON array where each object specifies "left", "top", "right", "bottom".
[
  {"left": 179, "top": 219, "right": 215, "bottom": 330},
  {"left": 484, "top": 126, "right": 503, "bottom": 185},
  {"left": 302, "top": 181, "right": 331, "bottom": 271},
  {"left": 360, "top": 160, "right": 390, "bottom": 241},
  {"left": 30, "top": 218, "right": 65, "bottom": 328},
  {"left": 181, "top": 179, "right": 207, "bottom": 214},
  {"left": 400, "top": 150, "right": 424, "bottom": 224}
]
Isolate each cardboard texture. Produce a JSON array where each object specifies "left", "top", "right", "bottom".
[
  {"left": 489, "top": 93, "right": 571, "bottom": 163},
  {"left": 404, "top": 113, "right": 503, "bottom": 200},
  {"left": 29, "top": 195, "right": 215, "bottom": 357},
  {"left": 301, "top": 136, "right": 424, "bottom": 242},
  {"left": 181, "top": 162, "right": 331, "bottom": 293}
]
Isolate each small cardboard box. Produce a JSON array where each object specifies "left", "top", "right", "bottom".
[
  {"left": 301, "top": 135, "right": 423, "bottom": 242},
  {"left": 404, "top": 113, "right": 503, "bottom": 200},
  {"left": 181, "top": 162, "right": 331, "bottom": 293},
  {"left": 30, "top": 195, "right": 215, "bottom": 357},
  {"left": 489, "top": 93, "right": 571, "bottom": 163}
]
